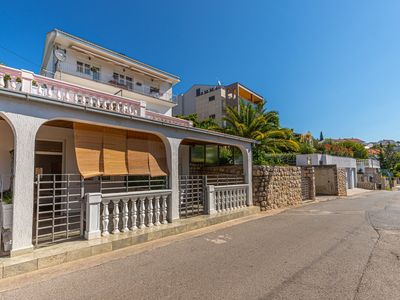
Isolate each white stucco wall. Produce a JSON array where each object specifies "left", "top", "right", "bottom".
[
  {"left": 36, "top": 125, "right": 78, "bottom": 174},
  {"left": 0, "top": 121, "right": 14, "bottom": 190},
  {"left": 296, "top": 154, "right": 356, "bottom": 168}
]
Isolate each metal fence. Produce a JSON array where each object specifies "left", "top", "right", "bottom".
[
  {"left": 179, "top": 175, "right": 205, "bottom": 218},
  {"left": 34, "top": 174, "right": 85, "bottom": 247},
  {"left": 33, "top": 174, "right": 168, "bottom": 246},
  {"left": 205, "top": 174, "right": 245, "bottom": 186}
]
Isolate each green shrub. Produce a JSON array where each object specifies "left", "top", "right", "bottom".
[{"left": 2, "top": 190, "right": 12, "bottom": 204}]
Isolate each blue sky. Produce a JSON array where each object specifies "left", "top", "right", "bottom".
[{"left": 1, "top": 0, "right": 399, "bottom": 142}]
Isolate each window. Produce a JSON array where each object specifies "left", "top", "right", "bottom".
[
  {"left": 76, "top": 61, "right": 84, "bottom": 73},
  {"left": 196, "top": 88, "right": 201, "bottom": 96},
  {"left": 84, "top": 64, "right": 91, "bottom": 75},
  {"left": 126, "top": 77, "right": 133, "bottom": 90},
  {"left": 136, "top": 82, "right": 142, "bottom": 87},
  {"left": 113, "top": 72, "right": 125, "bottom": 85},
  {"left": 150, "top": 86, "right": 160, "bottom": 94},
  {"left": 190, "top": 145, "right": 205, "bottom": 163},
  {"left": 209, "top": 95, "right": 215, "bottom": 101},
  {"left": 92, "top": 67, "right": 100, "bottom": 81},
  {"left": 205, "top": 145, "right": 218, "bottom": 165},
  {"left": 209, "top": 114, "right": 216, "bottom": 119}
]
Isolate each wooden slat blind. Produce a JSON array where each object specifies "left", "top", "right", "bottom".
[
  {"left": 73, "top": 123, "right": 169, "bottom": 178},
  {"left": 73, "top": 123, "right": 104, "bottom": 178},
  {"left": 103, "top": 127, "right": 128, "bottom": 175}
]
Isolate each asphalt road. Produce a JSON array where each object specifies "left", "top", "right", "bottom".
[{"left": 0, "top": 191, "right": 399, "bottom": 299}]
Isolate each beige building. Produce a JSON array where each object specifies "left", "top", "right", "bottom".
[{"left": 173, "top": 83, "right": 264, "bottom": 125}]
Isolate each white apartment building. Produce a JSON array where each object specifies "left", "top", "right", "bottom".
[
  {"left": 173, "top": 83, "right": 264, "bottom": 125},
  {"left": 0, "top": 29, "right": 256, "bottom": 259}
]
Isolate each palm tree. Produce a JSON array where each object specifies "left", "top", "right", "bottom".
[{"left": 223, "top": 101, "right": 299, "bottom": 153}]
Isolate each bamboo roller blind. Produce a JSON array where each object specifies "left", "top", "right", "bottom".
[{"left": 73, "top": 123, "right": 168, "bottom": 178}]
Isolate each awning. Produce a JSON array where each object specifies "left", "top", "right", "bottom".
[
  {"left": 73, "top": 123, "right": 168, "bottom": 178},
  {"left": 73, "top": 123, "right": 104, "bottom": 178}
]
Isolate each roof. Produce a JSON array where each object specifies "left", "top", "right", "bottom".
[
  {"left": 333, "top": 138, "right": 365, "bottom": 144},
  {"left": 41, "top": 29, "right": 180, "bottom": 84}
]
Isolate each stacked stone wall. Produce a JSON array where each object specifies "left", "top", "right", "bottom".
[
  {"left": 336, "top": 168, "right": 347, "bottom": 196},
  {"left": 252, "top": 166, "right": 302, "bottom": 210},
  {"left": 301, "top": 166, "right": 316, "bottom": 200}
]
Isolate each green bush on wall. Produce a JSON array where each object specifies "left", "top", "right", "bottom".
[
  {"left": 254, "top": 153, "right": 297, "bottom": 166},
  {"left": 2, "top": 190, "right": 12, "bottom": 205}
]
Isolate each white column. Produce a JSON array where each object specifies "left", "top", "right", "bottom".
[
  {"left": 242, "top": 144, "right": 253, "bottom": 206},
  {"left": 6, "top": 113, "right": 44, "bottom": 256},
  {"left": 84, "top": 193, "right": 102, "bottom": 240},
  {"left": 165, "top": 137, "right": 181, "bottom": 221},
  {"left": 20, "top": 70, "right": 34, "bottom": 93},
  {"left": 206, "top": 185, "right": 216, "bottom": 215}
]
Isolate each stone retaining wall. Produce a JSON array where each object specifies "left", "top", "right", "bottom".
[
  {"left": 253, "top": 166, "right": 302, "bottom": 210},
  {"left": 337, "top": 168, "right": 347, "bottom": 196},
  {"left": 301, "top": 166, "right": 316, "bottom": 200}
]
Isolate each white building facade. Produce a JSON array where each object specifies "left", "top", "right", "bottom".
[{"left": 0, "top": 30, "right": 255, "bottom": 256}]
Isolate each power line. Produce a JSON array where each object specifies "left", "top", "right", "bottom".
[{"left": 0, "top": 44, "right": 38, "bottom": 68}]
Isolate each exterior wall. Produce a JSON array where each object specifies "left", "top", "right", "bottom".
[
  {"left": 0, "top": 121, "right": 14, "bottom": 190},
  {"left": 301, "top": 166, "right": 316, "bottom": 200},
  {"left": 36, "top": 125, "right": 78, "bottom": 174},
  {"left": 296, "top": 154, "right": 356, "bottom": 169},
  {"left": 296, "top": 154, "right": 357, "bottom": 189},
  {"left": 252, "top": 166, "right": 302, "bottom": 210},
  {"left": 173, "top": 85, "right": 212, "bottom": 116},
  {"left": 189, "top": 164, "right": 244, "bottom": 176},
  {"left": 314, "top": 165, "right": 347, "bottom": 196},
  {"left": 178, "top": 145, "right": 190, "bottom": 175},
  {"left": 0, "top": 90, "right": 255, "bottom": 255},
  {"left": 55, "top": 72, "right": 173, "bottom": 115}
]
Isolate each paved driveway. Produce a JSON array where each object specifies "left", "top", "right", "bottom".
[{"left": 0, "top": 191, "right": 399, "bottom": 299}]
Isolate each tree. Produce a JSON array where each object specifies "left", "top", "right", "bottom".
[
  {"left": 319, "top": 131, "right": 324, "bottom": 141},
  {"left": 378, "top": 144, "right": 400, "bottom": 172},
  {"left": 175, "top": 114, "right": 220, "bottom": 131},
  {"left": 223, "top": 101, "right": 300, "bottom": 160},
  {"left": 337, "top": 141, "right": 368, "bottom": 159}
]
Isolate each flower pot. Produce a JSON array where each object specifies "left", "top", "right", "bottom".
[{"left": 1, "top": 203, "right": 12, "bottom": 230}]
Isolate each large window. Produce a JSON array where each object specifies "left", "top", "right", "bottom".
[
  {"left": 190, "top": 144, "right": 241, "bottom": 165},
  {"left": 76, "top": 61, "right": 99, "bottom": 79}
]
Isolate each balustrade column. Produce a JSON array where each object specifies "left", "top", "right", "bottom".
[
  {"left": 102, "top": 200, "right": 110, "bottom": 236},
  {"left": 154, "top": 196, "right": 161, "bottom": 226},
  {"left": 112, "top": 199, "right": 120, "bottom": 234},
  {"left": 147, "top": 197, "right": 154, "bottom": 227},
  {"left": 139, "top": 197, "right": 146, "bottom": 229},
  {"left": 130, "top": 198, "right": 138, "bottom": 230},
  {"left": 161, "top": 195, "right": 168, "bottom": 224},
  {"left": 121, "top": 199, "right": 129, "bottom": 232}
]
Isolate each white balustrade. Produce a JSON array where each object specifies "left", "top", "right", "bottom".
[
  {"left": 97, "top": 190, "right": 172, "bottom": 237},
  {"left": 0, "top": 65, "right": 193, "bottom": 127},
  {"left": 213, "top": 184, "right": 248, "bottom": 213}
]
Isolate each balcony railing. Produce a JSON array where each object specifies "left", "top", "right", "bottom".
[
  {"left": 0, "top": 65, "right": 192, "bottom": 127},
  {"left": 56, "top": 62, "right": 173, "bottom": 101}
]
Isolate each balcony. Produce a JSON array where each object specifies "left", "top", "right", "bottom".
[
  {"left": 0, "top": 65, "right": 192, "bottom": 128},
  {"left": 54, "top": 62, "right": 174, "bottom": 102}
]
